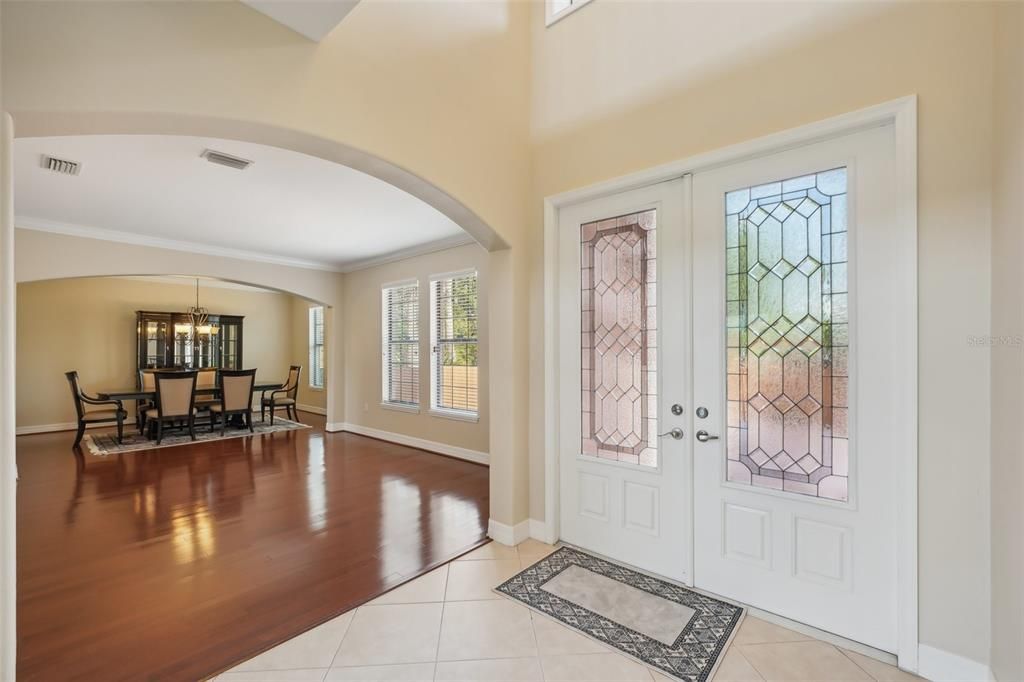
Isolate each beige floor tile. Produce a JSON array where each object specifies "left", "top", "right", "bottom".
[
  {"left": 732, "top": 617, "right": 813, "bottom": 645},
  {"left": 333, "top": 604, "right": 443, "bottom": 667},
  {"left": 840, "top": 649, "right": 924, "bottom": 682},
  {"left": 216, "top": 670, "right": 328, "bottom": 682},
  {"left": 434, "top": 657, "right": 544, "bottom": 681},
  {"left": 232, "top": 612, "right": 355, "bottom": 672},
  {"left": 531, "top": 613, "right": 609, "bottom": 656},
  {"left": 739, "top": 641, "right": 872, "bottom": 681},
  {"left": 437, "top": 599, "right": 538, "bottom": 661},
  {"left": 457, "top": 542, "right": 519, "bottom": 561},
  {"left": 324, "top": 663, "right": 435, "bottom": 681},
  {"left": 371, "top": 566, "right": 449, "bottom": 605},
  {"left": 516, "top": 539, "right": 558, "bottom": 563},
  {"left": 710, "top": 648, "right": 764, "bottom": 682},
  {"left": 444, "top": 559, "right": 521, "bottom": 601},
  {"left": 541, "top": 653, "right": 654, "bottom": 681}
]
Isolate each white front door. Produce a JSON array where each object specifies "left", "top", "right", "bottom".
[
  {"left": 691, "top": 124, "right": 901, "bottom": 652},
  {"left": 557, "top": 180, "right": 691, "bottom": 582}
]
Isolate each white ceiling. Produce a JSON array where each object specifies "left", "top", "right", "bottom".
[
  {"left": 240, "top": 0, "right": 361, "bottom": 41},
  {"left": 14, "top": 135, "right": 472, "bottom": 271}
]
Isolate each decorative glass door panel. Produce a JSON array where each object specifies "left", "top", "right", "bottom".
[
  {"left": 724, "top": 169, "right": 849, "bottom": 501},
  {"left": 580, "top": 210, "right": 658, "bottom": 467}
]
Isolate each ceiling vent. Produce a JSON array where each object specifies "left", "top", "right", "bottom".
[
  {"left": 201, "top": 149, "right": 253, "bottom": 171},
  {"left": 42, "top": 155, "right": 81, "bottom": 176}
]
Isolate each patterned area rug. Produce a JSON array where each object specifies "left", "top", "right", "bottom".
[
  {"left": 496, "top": 546, "right": 744, "bottom": 682},
  {"left": 83, "top": 418, "right": 311, "bottom": 455}
]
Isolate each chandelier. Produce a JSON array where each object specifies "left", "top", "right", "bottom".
[{"left": 187, "top": 278, "right": 219, "bottom": 339}]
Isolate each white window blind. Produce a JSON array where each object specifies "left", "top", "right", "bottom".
[
  {"left": 382, "top": 281, "right": 420, "bottom": 406},
  {"left": 431, "top": 272, "right": 478, "bottom": 416},
  {"left": 309, "top": 306, "right": 325, "bottom": 389}
]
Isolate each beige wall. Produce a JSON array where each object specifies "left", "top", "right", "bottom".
[
  {"left": 342, "top": 243, "right": 489, "bottom": 455},
  {"left": 990, "top": 3, "right": 1024, "bottom": 680},
  {"left": 526, "top": 0, "right": 996, "bottom": 666},
  {"left": 15, "top": 276, "right": 320, "bottom": 428},
  {"left": 290, "top": 296, "right": 328, "bottom": 412}
]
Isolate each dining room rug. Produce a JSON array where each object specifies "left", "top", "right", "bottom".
[
  {"left": 495, "top": 546, "right": 744, "bottom": 682},
  {"left": 83, "top": 418, "right": 311, "bottom": 456}
]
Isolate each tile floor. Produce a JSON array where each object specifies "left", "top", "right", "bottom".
[{"left": 213, "top": 540, "right": 923, "bottom": 682}]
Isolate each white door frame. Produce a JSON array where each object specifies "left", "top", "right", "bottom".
[{"left": 541, "top": 95, "right": 918, "bottom": 671}]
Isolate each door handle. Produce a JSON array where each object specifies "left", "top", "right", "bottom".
[
  {"left": 695, "top": 430, "right": 719, "bottom": 443},
  {"left": 658, "top": 428, "right": 684, "bottom": 440}
]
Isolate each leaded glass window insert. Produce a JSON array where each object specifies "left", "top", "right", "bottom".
[
  {"left": 725, "top": 168, "right": 849, "bottom": 502},
  {"left": 580, "top": 210, "right": 657, "bottom": 468}
]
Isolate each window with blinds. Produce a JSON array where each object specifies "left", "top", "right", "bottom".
[
  {"left": 430, "top": 271, "right": 478, "bottom": 417},
  {"left": 381, "top": 281, "right": 420, "bottom": 407},
  {"left": 309, "top": 306, "right": 325, "bottom": 389}
]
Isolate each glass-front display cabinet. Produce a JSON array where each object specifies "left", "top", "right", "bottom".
[{"left": 136, "top": 311, "right": 244, "bottom": 374}]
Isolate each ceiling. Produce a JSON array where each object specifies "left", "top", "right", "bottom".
[
  {"left": 14, "top": 135, "right": 472, "bottom": 271},
  {"left": 240, "top": 0, "right": 361, "bottom": 41}
]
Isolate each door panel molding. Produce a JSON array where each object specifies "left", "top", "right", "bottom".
[{"left": 542, "top": 96, "right": 917, "bottom": 672}]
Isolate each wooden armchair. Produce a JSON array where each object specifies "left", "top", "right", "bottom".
[
  {"left": 261, "top": 365, "right": 301, "bottom": 425},
  {"left": 146, "top": 371, "right": 199, "bottom": 445},
  {"left": 210, "top": 369, "right": 256, "bottom": 435},
  {"left": 66, "top": 371, "right": 127, "bottom": 448}
]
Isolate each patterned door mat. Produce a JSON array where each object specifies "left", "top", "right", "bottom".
[
  {"left": 83, "top": 417, "right": 310, "bottom": 455},
  {"left": 496, "top": 546, "right": 744, "bottom": 682}
]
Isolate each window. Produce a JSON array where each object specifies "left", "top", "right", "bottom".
[
  {"left": 430, "top": 271, "right": 479, "bottom": 419},
  {"left": 546, "top": 0, "right": 594, "bottom": 26},
  {"left": 382, "top": 281, "right": 420, "bottom": 408},
  {"left": 308, "top": 306, "right": 325, "bottom": 389}
]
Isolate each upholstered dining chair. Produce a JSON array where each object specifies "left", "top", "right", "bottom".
[
  {"left": 210, "top": 369, "right": 256, "bottom": 435},
  {"left": 66, "top": 371, "right": 127, "bottom": 448},
  {"left": 194, "top": 369, "right": 219, "bottom": 417},
  {"left": 261, "top": 365, "right": 302, "bottom": 425},
  {"left": 136, "top": 369, "right": 158, "bottom": 433},
  {"left": 146, "top": 371, "right": 199, "bottom": 445}
]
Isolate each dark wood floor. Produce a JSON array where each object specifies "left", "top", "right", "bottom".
[{"left": 16, "top": 414, "right": 489, "bottom": 681}]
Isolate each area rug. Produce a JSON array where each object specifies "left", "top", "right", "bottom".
[
  {"left": 495, "top": 546, "right": 744, "bottom": 682},
  {"left": 83, "top": 418, "right": 311, "bottom": 455}
]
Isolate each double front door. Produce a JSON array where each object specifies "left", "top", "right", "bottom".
[{"left": 557, "top": 124, "right": 902, "bottom": 653}]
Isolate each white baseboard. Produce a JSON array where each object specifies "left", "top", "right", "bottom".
[
  {"left": 919, "top": 644, "right": 994, "bottom": 681},
  {"left": 325, "top": 421, "right": 345, "bottom": 433},
  {"left": 336, "top": 422, "right": 489, "bottom": 466},
  {"left": 529, "top": 518, "right": 556, "bottom": 545},
  {"left": 488, "top": 518, "right": 531, "bottom": 546},
  {"left": 296, "top": 404, "right": 327, "bottom": 416},
  {"left": 16, "top": 421, "right": 105, "bottom": 436}
]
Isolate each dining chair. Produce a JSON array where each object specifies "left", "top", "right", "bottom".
[
  {"left": 261, "top": 365, "right": 302, "bottom": 425},
  {"left": 136, "top": 369, "right": 158, "bottom": 433},
  {"left": 66, "top": 371, "right": 127, "bottom": 448},
  {"left": 194, "top": 369, "right": 219, "bottom": 417},
  {"left": 147, "top": 371, "right": 199, "bottom": 445},
  {"left": 210, "top": 369, "right": 257, "bottom": 435}
]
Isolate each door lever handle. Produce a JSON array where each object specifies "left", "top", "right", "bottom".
[
  {"left": 658, "top": 428, "right": 684, "bottom": 440},
  {"left": 695, "top": 430, "right": 719, "bottom": 443}
]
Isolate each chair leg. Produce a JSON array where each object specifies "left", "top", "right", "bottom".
[
  {"left": 189, "top": 415, "right": 196, "bottom": 441},
  {"left": 116, "top": 415, "right": 124, "bottom": 444},
  {"left": 156, "top": 421, "right": 163, "bottom": 445},
  {"left": 261, "top": 403, "right": 266, "bottom": 422},
  {"left": 247, "top": 410, "right": 254, "bottom": 433},
  {"left": 269, "top": 401, "right": 275, "bottom": 426},
  {"left": 220, "top": 412, "right": 227, "bottom": 436},
  {"left": 73, "top": 421, "right": 86, "bottom": 448},
  {"left": 292, "top": 406, "right": 301, "bottom": 424}
]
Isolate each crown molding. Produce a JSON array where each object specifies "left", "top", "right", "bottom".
[
  {"left": 16, "top": 215, "right": 344, "bottom": 272},
  {"left": 339, "top": 233, "right": 478, "bottom": 273},
  {"left": 110, "top": 275, "right": 276, "bottom": 293},
  {"left": 15, "top": 215, "right": 479, "bottom": 276}
]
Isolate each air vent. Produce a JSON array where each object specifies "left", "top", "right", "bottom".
[
  {"left": 201, "top": 149, "right": 253, "bottom": 171},
  {"left": 41, "top": 155, "right": 81, "bottom": 176}
]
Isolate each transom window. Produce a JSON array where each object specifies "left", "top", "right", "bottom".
[
  {"left": 430, "top": 271, "right": 479, "bottom": 419},
  {"left": 381, "top": 281, "right": 420, "bottom": 408},
  {"left": 308, "top": 306, "right": 325, "bottom": 389}
]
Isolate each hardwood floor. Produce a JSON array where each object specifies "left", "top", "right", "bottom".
[{"left": 15, "top": 414, "right": 490, "bottom": 681}]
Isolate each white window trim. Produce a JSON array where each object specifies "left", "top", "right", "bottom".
[
  {"left": 381, "top": 278, "right": 421, "bottom": 410},
  {"left": 308, "top": 305, "right": 325, "bottom": 390},
  {"left": 545, "top": 0, "right": 595, "bottom": 27},
  {"left": 429, "top": 269, "right": 479, "bottom": 419}
]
